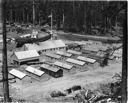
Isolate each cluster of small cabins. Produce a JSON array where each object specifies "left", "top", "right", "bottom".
[{"left": 8, "top": 39, "right": 122, "bottom": 82}]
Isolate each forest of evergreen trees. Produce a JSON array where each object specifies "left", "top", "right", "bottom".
[{"left": 5, "top": 0, "right": 126, "bottom": 34}]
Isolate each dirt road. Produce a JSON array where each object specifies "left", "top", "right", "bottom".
[
  {"left": 56, "top": 31, "right": 120, "bottom": 43},
  {"left": 10, "top": 62, "right": 122, "bottom": 102}
]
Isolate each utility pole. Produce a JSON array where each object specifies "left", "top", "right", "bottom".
[
  {"left": 2, "top": 0, "right": 10, "bottom": 102},
  {"left": 22, "top": 7, "right": 24, "bottom": 24},
  {"left": 32, "top": 0, "right": 35, "bottom": 25},
  {"left": 62, "top": 10, "right": 64, "bottom": 28},
  {"left": 121, "top": 4, "right": 127, "bottom": 103},
  {"left": 50, "top": 10, "right": 53, "bottom": 40},
  {"left": 10, "top": 4, "right": 13, "bottom": 24}
]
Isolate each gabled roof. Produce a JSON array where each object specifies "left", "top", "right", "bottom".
[
  {"left": 14, "top": 50, "right": 40, "bottom": 60},
  {"left": 9, "top": 69, "right": 26, "bottom": 79},
  {"left": 26, "top": 66, "right": 45, "bottom": 76},
  {"left": 66, "top": 58, "right": 85, "bottom": 66},
  {"left": 54, "top": 61, "right": 73, "bottom": 70},
  {"left": 41, "top": 64, "right": 60, "bottom": 72},
  {"left": 67, "top": 50, "right": 82, "bottom": 55},
  {"left": 77, "top": 56, "right": 96, "bottom": 63},
  {"left": 39, "top": 40, "right": 66, "bottom": 50},
  {"left": 56, "top": 51, "right": 72, "bottom": 57},
  {"left": 25, "top": 40, "right": 66, "bottom": 51}
]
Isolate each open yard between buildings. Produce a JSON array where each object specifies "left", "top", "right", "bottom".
[
  {"left": 0, "top": 28, "right": 123, "bottom": 102},
  {"left": 6, "top": 61, "right": 122, "bottom": 102}
]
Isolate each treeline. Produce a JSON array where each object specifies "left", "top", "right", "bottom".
[{"left": 5, "top": 0, "right": 126, "bottom": 34}]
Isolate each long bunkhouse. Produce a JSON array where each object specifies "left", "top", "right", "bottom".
[
  {"left": 40, "top": 64, "right": 63, "bottom": 78},
  {"left": 11, "top": 50, "right": 40, "bottom": 65}
]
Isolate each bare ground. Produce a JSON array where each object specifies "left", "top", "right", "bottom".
[
  {"left": 9, "top": 61, "right": 122, "bottom": 102},
  {"left": 0, "top": 31, "right": 124, "bottom": 102}
]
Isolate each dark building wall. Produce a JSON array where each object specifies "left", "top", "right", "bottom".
[{"left": 40, "top": 67, "right": 63, "bottom": 78}]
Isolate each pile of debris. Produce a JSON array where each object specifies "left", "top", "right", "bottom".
[{"left": 50, "top": 81, "right": 121, "bottom": 103}]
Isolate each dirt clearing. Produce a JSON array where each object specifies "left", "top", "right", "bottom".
[{"left": 9, "top": 61, "right": 122, "bottom": 102}]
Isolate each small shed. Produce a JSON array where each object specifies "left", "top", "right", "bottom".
[
  {"left": 40, "top": 64, "right": 63, "bottom": 78},
  {"left": 9, "top": 69, "right": 27, "bottom": 79},
  {"left": 26, "top": 66, "right": 45, "bottom": 77},
  {"left": 11, "top": 50, "right": 40, "bottom": 65}
]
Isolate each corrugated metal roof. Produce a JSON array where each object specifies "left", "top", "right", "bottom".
[
  {"left": 14, "top": 50, "right": 40, "bottom": 60},
  {"left": 45, "top": 53, "right": 61, "bottom": 59},
  {"left": 25, "top": 40, "right": 66, "bottom": 51},
  {"left": 67, "top": 50, "right": 82, "bottom": 55},
  {"left": 66, "top": 58, "right": 85, "bottom": 66},
  {"left": 56, "top": 51, "right": 72, "bottom": 57},
  {"left": 41, "top": 64, "right": 60, "bottom": 72},
  {"left": 77, "top": 56, "right": 96, "bottom": 63},
  {"left": 9, "top": 69, "right": 26, "bottom": 79},
  {"left": 54, "top": 61, "right": 73, "bottom": 70},
  {"left": 26, "top": 66, "right": 45, "bottom": 76}
]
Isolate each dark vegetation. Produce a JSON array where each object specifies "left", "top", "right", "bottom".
[
  {"left": 5, "top": 0, "right": 126, "bottom": 35},
  {"left": 50, "top": 90, "right": 66, "bottom": 98}
]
